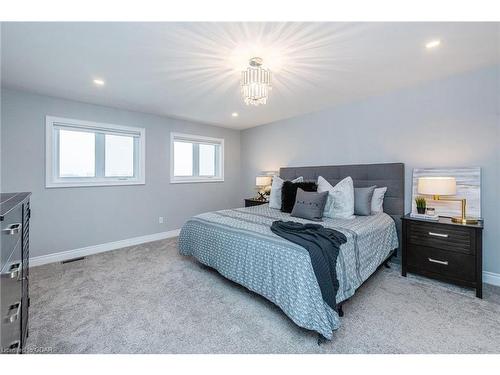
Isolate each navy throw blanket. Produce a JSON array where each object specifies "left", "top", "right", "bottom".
[{"left": 270, "top": 220, "right": 347, "bottom": 310}]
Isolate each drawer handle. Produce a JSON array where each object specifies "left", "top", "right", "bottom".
[
  {"left": 2, "top": 223, "right": 22, "bottom": 235},
  {"left": 428, "top": 232, "right": 448, "bottom": 238},
  {"left": 8, "top": 262, "right": 22, "bottom": 280},
  {"left": 5, "top": 340, "right": 21, "bottom": 354},
  {"left": 5, "top": 301, "right": 21, "bottom": 324},
  {"left": 428, "top": 257, "right": 449, "bottom": 266}
]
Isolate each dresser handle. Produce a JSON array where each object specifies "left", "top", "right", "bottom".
[
  {"left": 428, "top": 258, "right": 449, "bottom": 266},
  {"left": 5, "top": 301, "right": 21, "bottom": 324},
  {"left": 8, "top": 262, "right": 21, "bottom": 280},
  {"left": 5, "top": 340, "right": 21, "bottom": 354},
  {"left": 2, "top": 223, "right": 22, "bottom": 235},
  {"left": 428, "top": 232, "right": 448, "bottom": 238}
]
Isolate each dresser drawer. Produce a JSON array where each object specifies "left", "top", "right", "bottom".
[
  {"left": 406, "top": 244, "right": 475, "bottom": 282},
  {"left": 1, "top": 240, "right": 23, "bottom": 304},
  {"left": 1, "top": 206, "right": 23, "bottom": 269},
  {"left": 1, "top": 298, "right": 21, "bottom": 352},
  {"left": 408, "top": 221, "right": 473, "bottom": 255},
  {"left": 1, "top": 260, "right": 22, "bottom": 353}
]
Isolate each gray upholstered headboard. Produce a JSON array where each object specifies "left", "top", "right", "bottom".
[{"left": 280, "top": 162, "right": 405, "bottom": 252}]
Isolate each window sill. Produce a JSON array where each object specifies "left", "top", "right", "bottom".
[
  {"left": 46, "top": 180, "right": 145, "bottom": 188},
  {"left": 170, "top": 178, "right": 224, "bottom": 184}
]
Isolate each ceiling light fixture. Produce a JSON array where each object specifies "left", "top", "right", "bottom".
[
  {"left": 240, "top": 57, "right": 272, "bottom": 106},
  {"left": 425, "top": 40, "right": 441, "bottom": 49},
  {"left": 231, "top": 112, "right": 239, "bottom": 117},
  {"left": 93, "top": 78, "right": 105, "bottom": 86}
]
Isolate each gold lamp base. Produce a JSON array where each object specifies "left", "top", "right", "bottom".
[
  {"left": 451, "top": 216, "right": 479, "bottom": 225},
  {"left": 430, "top": 196, "right": 479, "bottom": 225}
]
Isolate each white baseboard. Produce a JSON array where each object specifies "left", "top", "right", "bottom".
[
  {"left": 30, "top": 229, "right": 181, "bottom": 267},
  {"left": 483, "top": 271, "right": 500, "bottom": 287}
]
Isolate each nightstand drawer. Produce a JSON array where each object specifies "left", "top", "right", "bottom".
[
  {"left": 407, "top": 245, "right": 475, "bottom": 282},
  {"left": 408, "top": 221, "right": 473, "bottom": 254}
]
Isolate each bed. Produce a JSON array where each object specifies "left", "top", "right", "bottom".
[{"left": 179, "top": 163, "right": 404, "bottom": 339}]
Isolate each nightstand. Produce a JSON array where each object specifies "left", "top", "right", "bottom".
[
  {"left": 244, "top": 198, "right": 268, "bottom": 207},
  {"left": 401, "top": 214, "right": 483, "bottom": 298}
]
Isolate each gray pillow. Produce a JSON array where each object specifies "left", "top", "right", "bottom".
[
  {"left": 290, "top": 189, "right": 329, "bottom": 221},
  {"left": 354, "top": 186, "right": 377, "bottom": 216}
]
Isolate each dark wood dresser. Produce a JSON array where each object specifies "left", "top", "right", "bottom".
[
  {"left": 1, "top": 192, "right": 31, "bottom": 354},
  {"left": 401, "top": 214, "right": 483, "bottom": 298},
  {"left": 244, "top": 198, "right": 268, "bottom": 207}
]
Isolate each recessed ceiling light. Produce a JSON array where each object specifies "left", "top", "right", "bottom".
[
  {"left": 231, "top": 112, "right": 239, "bottom": 117},
  {"left": 425, "top": 40, "right": 441, "bottom": 49},
  {"left": 93, "top": 78, "right": 105, "bottom": 86}
]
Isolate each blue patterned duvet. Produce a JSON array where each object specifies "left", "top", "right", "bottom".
[{"left": 179, "top": 204, "right": 398, "bottom": 339}]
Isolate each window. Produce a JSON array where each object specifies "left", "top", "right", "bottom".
[
  {"left": 170, "top": 133, "right": 224, "bottom": 183},
  {"left": 46, "top": 116, "right": 145, "bottom": 187}
]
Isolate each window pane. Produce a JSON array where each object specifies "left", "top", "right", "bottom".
[
  {"left": 174, "top": 141, "right": 193, "bottom": 176},
  {"left": 199, "top": 144, "right": 216, "bottom": 176},
  {"left": 59, "top": 129, "right": 95, "bottom": 177},
  {"left": 105, "top": 134, "right": 134, "bottom": 177}
]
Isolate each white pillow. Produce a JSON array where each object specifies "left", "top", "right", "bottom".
[
  {"left": 371, "top": 187, "right": 387, "bottom": 214},
  {"left": 268, "top": 176, "right": 303, "bottom": 209},
  {"left": 317, "top": 176, "right": 354, "bottom": 219}
]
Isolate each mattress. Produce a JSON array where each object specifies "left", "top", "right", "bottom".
[{"left": 179, "top": 204, "right": 399, "bottom": 339}]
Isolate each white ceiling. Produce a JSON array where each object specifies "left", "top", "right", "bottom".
[{"left": 1, "top": 22, "right": 498, "bottom": 129}]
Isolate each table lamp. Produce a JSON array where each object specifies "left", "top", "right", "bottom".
[
  {"left": 417, "top": 176, "right": 478, "bottom": 224},
  {"left": 255, "top": 176, "right": 272, "bottom": 201}
]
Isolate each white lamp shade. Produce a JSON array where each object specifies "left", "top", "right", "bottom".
[
  {"left": 256, "top": 176, "right": 272, "bottom": 187},
  {"left": 417, "top": 177, "right": 457, "bottom": 196}
]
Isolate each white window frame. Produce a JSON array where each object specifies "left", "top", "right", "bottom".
[
  {"left": 170, "top": 132, "right": 224, "bottom": 184},
  {"left": 46, "top": 116, "right": 146, "bottom": 188}
]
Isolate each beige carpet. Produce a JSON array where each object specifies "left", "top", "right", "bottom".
[{"left": 26, "top": 237, "right": 500, "bottom": 353}]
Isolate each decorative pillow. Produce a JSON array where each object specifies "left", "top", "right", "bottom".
[
  {"left": 371, "top": 187, "right": 387, "bottom": 214},
  {"left": 317, "top": 176, "right": 355, "bottom": 219},
  {"left": 354, "top": 186, "right": 377, "bottom": 216},
  {"left": 291, "top": 189, "right": 329, "bottom": 221},
  {"left": 281, "top": 181, "right": 318, "bottom": 213},
  {"left": 268, "top": 176, "right": 303, "bottom": 209}
]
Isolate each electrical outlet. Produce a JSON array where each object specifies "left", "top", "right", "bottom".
[{"left": 158, "top": 216, "right": 164, "bottom": 224}]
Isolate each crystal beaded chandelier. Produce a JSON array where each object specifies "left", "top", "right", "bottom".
[{"left": 240, "top": 57, "right": 272, "bottom": 106}]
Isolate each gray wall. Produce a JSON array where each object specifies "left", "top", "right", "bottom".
[
  {"left": 2, "top": 65, "right": 499, "bottom": 275},
  {"left": 1, "top": 89, "right": 241, "bottom": 258},
  {"left": 241, "top": 66, "right": 500, "bottom": 275}
]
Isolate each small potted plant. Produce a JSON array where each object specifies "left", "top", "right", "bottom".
[{"left": 415, "top": 196, "right": 427, "bottom": 214}]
